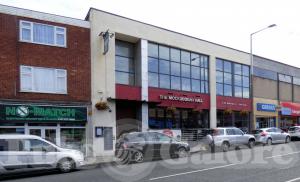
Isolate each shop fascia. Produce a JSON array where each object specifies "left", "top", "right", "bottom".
[
  {"left": 0, "top": 104, "right": 87, "bottom": 121},
  {"left": 159, "top": 95, "right": 203, "bottom": 103}
]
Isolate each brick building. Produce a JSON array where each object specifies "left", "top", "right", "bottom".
[{"left": 0, "top": 5, "right": 91, "bottom": 154}]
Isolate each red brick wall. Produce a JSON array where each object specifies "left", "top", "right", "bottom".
[{"left": 0, "top": 13, "right": 90, "bottom": 103}]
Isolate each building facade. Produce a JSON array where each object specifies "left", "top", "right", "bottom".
[
  {"left": 0, "top": 5, "right": 91, "bottom": 154},
  {"left": 2, "top": 5, "right": 300, "bottom": 162},
  {"left": 253, "top": 56, "right": 300, "bottom": 129},
  {"left": 86, "top": 8, "right": 251, "bottom": 160}
]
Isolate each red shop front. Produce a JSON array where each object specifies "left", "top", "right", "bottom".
[
  {"left": 279, "top": 102, "right": 300, "bottom": 128},
  {"left": 217, "top": 96, "right": 252, "bottom": 132},
  {"left": 148, "top": 88, "right": 210, "bottom": 129}
]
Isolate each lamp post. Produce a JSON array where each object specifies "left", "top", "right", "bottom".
[{"left": 250, "top": 24, "right": 276, "bottom": 130}]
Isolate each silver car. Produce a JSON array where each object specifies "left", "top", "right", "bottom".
[
  {"left": 0, "top": 134, "right": 85, "bottom": 173},
  {"left": 253, "top": 127, "right": 291, "bottom": 145},
  {"left": 212, "top": 127, "right": 256, "bottom": 152},
  {"left": 288, "top": 126, "right": 300, "bottom": 139}
]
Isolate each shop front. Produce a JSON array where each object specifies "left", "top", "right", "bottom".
[
  {"left": 148, "top": 88, "right": 210, "bottom": 130},
  {"left": 279, "top": 102, "right": 300, "bottom": 128},
  {"left": 253, "top": 98, "right": 278, "bottom": 129},
  {"left": 217, "top": 96, "right": 252, "bottom": 132},
  {"left": 0, "top": 104, "right": 88, "bottom": 153}
]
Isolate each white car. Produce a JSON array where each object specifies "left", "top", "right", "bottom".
[
  {"left": 212, "top": 127, "right": 256, "bottom": 152},
  {"left": 0, "top": 134, "right": 85, "bottom": 173},
  {"left": 288, "top": 126, "right": 300, "bottom": 139}
]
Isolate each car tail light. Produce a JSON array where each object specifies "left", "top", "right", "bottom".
[
  {"left": 122, "top": 143, "right": 128, "bottom": 149},
  {"left": 260, "top": 132, "right": 267, "bottom": 137}
]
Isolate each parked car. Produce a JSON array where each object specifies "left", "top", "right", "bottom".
[
  {"left": 115, "top": 132, "right": 190, "bottom": 163},
  {"left": 288, "top": 126, "right": 300, "bottom": 139},
  {"left": 252, "top": 127, "right": 291, "bottom": 145},
  {"left": 212, "top": 127, "right": 256, "bottom": 152},
  {"left": 0, "top": 134, "right": 85, "bottom": 173}
]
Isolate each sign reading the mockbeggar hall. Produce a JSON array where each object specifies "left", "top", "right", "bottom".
[{"left": 0, "top": 105, "right": 87, "bottom": 122}]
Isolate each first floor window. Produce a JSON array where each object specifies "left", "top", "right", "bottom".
[
  {"left": 20, "top": 20, "right": 66, "bottom": 47},
  {"left": 20, "top": 65, "right": 67, "bottom": 94}
]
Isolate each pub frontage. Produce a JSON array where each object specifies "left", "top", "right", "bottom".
[{"left": 0, "top": 103, "right": 88, "bottom": 153}]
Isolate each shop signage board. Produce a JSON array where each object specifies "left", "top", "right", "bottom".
[
  {"left": 159, "top": 95, "right": 203, "bottom": 103},
  {"left": 280, "top": 102, "right": 300, "bottom": 116},
  {"left": 0, "top": 104, "right": 87, "bottom": 122},
  {"left": 256, "top": 103, "right": 276, "bottom": 112}
]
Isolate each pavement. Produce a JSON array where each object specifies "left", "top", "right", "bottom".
[{"left": 2, "top": 141, "right": 300, "bottom": 182}]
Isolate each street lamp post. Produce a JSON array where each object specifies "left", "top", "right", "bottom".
[{"left": 250, "top": 24, "right": 276, "bottom": 130}]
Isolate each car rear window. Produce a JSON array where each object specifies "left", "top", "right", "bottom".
[
  {"left": 289, "top": 127, "right": 300, "bottom": 131},
  {"left": 213, "top": 129, "right": 224, "bottom": 136},
  {"left": 252, "top": 130, "right": 263, "bottom": 134}
]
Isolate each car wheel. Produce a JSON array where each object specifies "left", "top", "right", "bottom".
[
  {"left": 116, "top": 150, "right": 130, "bottom": 165},
  {"left": 133, "top": 151, "right": 144, "bottom": 163},
  {"left": 266, "top": 138, "right": 272, "bottom": 146},
  {"left": 222, "top": 142, "right": 229, "bottom": 152},
  {"left": 58, "top": 158, "right": 75, "bottom": 173},
  {"left": 248, "top": 140, "right": 255, "bottom": 149},
  {"left": 177, "top": 148, "right": 188, "bottom": 158},
  {"left": 285, "top": 136, "right": 291, "bottom": 143}
]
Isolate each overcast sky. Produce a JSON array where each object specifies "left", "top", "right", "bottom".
[{"left": 1, "top": 0, "right": 300, "bottom": 67}]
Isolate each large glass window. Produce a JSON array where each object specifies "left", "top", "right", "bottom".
[
  {"left": 20, "top": 65, "right": 67, "bottom": 94},
  {"left": 20, "top": 20, "right": 66, "bottom": 47},
  {"left": 115, "top": 40, "right": 135, "bottom": 85},
  {"left": 148, "top": 43, "right": 209, "bottom": 93},
  {"left": 216, "top": 58, "right": 250, "bottom": 98}
]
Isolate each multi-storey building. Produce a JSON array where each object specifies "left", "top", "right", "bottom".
[
  {"left": 1, "top": 5, "right": 300, "bottom": 162},
  {"left": 0, "top": 5, "right": 91, "bottom": 154}
]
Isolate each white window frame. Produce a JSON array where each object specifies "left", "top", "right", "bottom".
[
  {"left": 19, "top": 20, "right": 67, "bottom": 47},
  {"left": 20, "top": 65, "right": 67, "bottom": 94}
]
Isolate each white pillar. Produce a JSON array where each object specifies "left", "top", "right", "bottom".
[
  {"left": 141, "top": 39, "right": 149, "bottom": 131},
  {"left": 209, "top": 56, "right": 217, "bottom": 128}
]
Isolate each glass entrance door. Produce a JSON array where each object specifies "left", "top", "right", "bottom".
[{"left": 27, "top": 127, "right": 58, "bottom": 145}]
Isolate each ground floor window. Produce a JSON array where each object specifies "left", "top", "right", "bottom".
[
  {"left": 217, "top": 110, "right": 250, "bottom": 132},
  {"left": 279, "top": 116, "right": 300, "bottom": 129},
  {"left": 256, "top": 117, "right": 276, "bottom": 129},
  {"left": 61, "top": 128, "right": 86, "bottom": 152},
  {"left": 148, "top": 106, "right": 209, "bottom": 129},
  {"left": 0, "top": 122, "right": 86, "bottom": 153}
]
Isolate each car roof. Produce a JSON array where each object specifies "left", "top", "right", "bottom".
[{"left": 0, "top": 134, "right": 42, "bottom": 140}]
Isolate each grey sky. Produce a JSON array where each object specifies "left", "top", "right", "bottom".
[{"left": 1, "top": 0, "right": 299, "bottom": 67}]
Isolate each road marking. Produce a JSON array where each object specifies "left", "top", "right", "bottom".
[
  {"left": 285, "top": 177, "right": 300, "bottom": 182},
  {"left": 149, "top": 163, "right": 238, "bottom": 181},
  {"left": 149, "top": 150, "right": 300, "bottom": 181},
  {"left": 265, "top": 151, "right": 300, "bottom": 159}
]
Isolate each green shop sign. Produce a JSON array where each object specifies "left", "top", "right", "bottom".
[{"left": 0, "top": 105, "right": 87, "bottom": 122}]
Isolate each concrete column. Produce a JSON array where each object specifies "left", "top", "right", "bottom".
[
  {"left": 141, "top": 39, "right": 149, "bottom": 131},
  {"left": 209, "top": 56, "right": 217, "bottom": 128}
]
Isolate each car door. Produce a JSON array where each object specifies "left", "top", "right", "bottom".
[
  {"left": 25, "top": 139, "right": 58, "bottom": 167},
  {"left": 225, "top": 129, "right": 236, "bottom": 146},
  {"left": 234, "top": 128, "right": 247, "bottom": 145},
  {"left": 275, "top": 128, "right": 286, "bottom": 142},
  {"left": 155, "top": 133, "right": 172, "bottom": 158},
  {"left": 0, "top": 139, "right": 29, "bottom": 169},
  {"left": 267, "top": 128, "right": 278, "bottom": 142},
  {"left": 145, "top": 133, "right": 158, "bottom": 158}
]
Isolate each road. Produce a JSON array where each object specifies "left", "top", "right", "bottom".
[{"left": 2, "top": 141, "right": 300, "bottom": 182}]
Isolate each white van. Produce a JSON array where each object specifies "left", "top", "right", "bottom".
[{"left": 0, "top": 134, "right": 85, "bottom": 173}]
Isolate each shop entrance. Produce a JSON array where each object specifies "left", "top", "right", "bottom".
[{"left": 27, "top": 127, "right": 59, "bottom": 145}]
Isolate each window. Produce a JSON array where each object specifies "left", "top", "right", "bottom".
[
  {"left": 294, "top": 77, "right": 300, "bottom": 85},
  {"left": 20, "top": 20, "right": 66, "bottom": 47},
  {"left": 216, "top": 58, "right": 249, "bottom": 98},
  {"left": 279, "top": 74, "right": 292, "bottom": 83},
  {"left": 0, "top": 139, "right": 24, "bottom": 151},
  {"left": 148, "top": 42, "right": 209, "bottom": 93},
  {"left": 253, "top": 67, "right": 277, "bottom": 80},
  {"left": 115, "top": 40, "right": 135, "bottom": 85},
  {"left": 20, "top": 66, "right": 67, "bottom": 94},
  {"left": 26, "top": 139, "right": 56, "bottom": 152}
]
